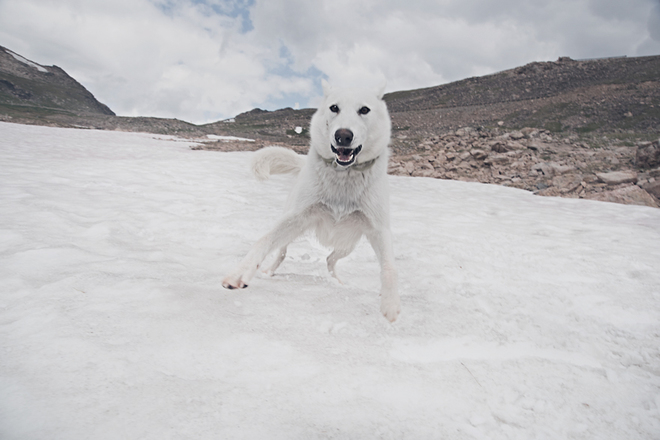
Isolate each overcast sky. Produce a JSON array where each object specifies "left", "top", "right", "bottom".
[{"left": 1, "top": 0, "right": 659, "bottom": 124}]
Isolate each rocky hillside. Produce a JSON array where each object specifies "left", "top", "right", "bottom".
[
  {"left": 385, "top": 55, "right": 659, "bottom": 134},
  {"left": 387, "top": 127, "right": 660, "bottom": 208},
  {"left": 200, "top": 55, "right": 660, "bottom": 208},
  {"left": 0, "top": 45, "right": 115, "bottom": 121},
  {"left": 208, "top": 55, "right": 660, "bottom": 145},
  {"left": 0, "top": 45, "right": 213, "bottom": 136},
  {"left": 1, "top": 45, "right": 658, "bottom": 207}
]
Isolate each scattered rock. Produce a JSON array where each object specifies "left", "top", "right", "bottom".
[
  {"left": 520, "top": 127, "right": 539, "bottom": 138},
  {"left": 537, "top": 186, "right": 564, "bottom": 197},
  {"left": 484, "top": 154, "right": 509, "bottom": 165},
  {"left": 586, "top": 186, "right": 658, "bottom": 208},
  {"left": 470, "top": 149, "right": 488, "bottom": 160},
  {"left": 642, "top": 180, "right": 660, "bottom": 201},
  {"left": 550, "top": 163, "right": 576, "bottom": 175},
  {"left": 527, "top": 141, "right": 543, "bottom": 151},
  {"left": 552, "top": 173, "right": 583, "bottom": 193},
  {"left": 596, "top": 171, "right": 638, "bottom": 185},
  {"left": 456, "top": 127, "right": 477, "bottom": 137},
  {"left": 532, "top": 162, "right": 555, "bottom": 177},
  {"left": 384, "top": 128, "right": 658, "bottom": 209},
  {"left": 490, "top": 141, "right": 509, "bottom": 153},
  {"left": 636, "top": 140, "right": 660, "bottom": 169},
  {"left": 508, "top": 141, "right": 527, "bottom": 150}
]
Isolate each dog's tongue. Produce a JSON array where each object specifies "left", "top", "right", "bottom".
[{"left": 336, "top": 148, "right": 353, "bottom": 162}]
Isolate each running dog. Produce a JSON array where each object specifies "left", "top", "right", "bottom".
[{"left": 222, "top": 82, "right": 400, "bottom": 322}]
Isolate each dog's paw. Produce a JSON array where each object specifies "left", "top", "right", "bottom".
[
  {"left": 380, "top": 296, "right": 401, "bottom": 322},
  {"left": 328, "top": 270, "right": 344, "bottom": 285},
  {"left": 222, "top": 276, "right": 248, "bottom": 290}
]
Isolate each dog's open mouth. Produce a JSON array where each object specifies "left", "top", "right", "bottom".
[{"left": 331, "top": 145, "right": 362, "bottom": 167}]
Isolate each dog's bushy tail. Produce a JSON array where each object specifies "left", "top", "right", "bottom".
[{"left": 251, "top": 146, "right": 306, "bottom": 181}]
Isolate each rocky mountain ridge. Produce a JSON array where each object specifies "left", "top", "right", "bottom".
[
  {"left": 1, "top": 45, "right": 658, "bottom": 207},
  {"left": 0, "top": 45, "right": 115, "bottom": 119},
  {"left": 197, "top": 55, "right": 660, "bottom": 208}
]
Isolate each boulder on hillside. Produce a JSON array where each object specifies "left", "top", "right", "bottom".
[
  {"left": 455, "top": 127, "right": 477, "bottom": 137},
  {"left": 470, "top": 149, "right": 488, "bottom": 160},
  {"left": 531, "top": 161, "right": 572, "bottom": 177},
  {"left": 595, "top": 171, "right": 638, "bottom": 185},
  {"left": 642, "top": 180, "right": 660, "bottom": 201},
  {"left": 586, "top": 185, "right": 658, "bottom": 208},
  {"left": 636, "top": 140, "right": 660, "bottom": 169},
  {"left": 552, "top": 173, "right": 583, "bottom": 193}
]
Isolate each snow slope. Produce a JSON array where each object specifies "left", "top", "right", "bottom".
[
  {"left": 6, "top": 49, "right": 48, "bottom": 73},
  {"left": 1, "top": 121, "right": 659, "bottom": 439}
]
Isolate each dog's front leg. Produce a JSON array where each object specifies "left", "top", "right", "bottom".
[
  {"left": 222, "top": 210, "right": 314, "bottom": 290},
  {"left": 366, "top": 228, "right": 400, "bottom": 322}
]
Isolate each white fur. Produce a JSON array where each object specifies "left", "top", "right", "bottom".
[
  {"left": 251, "top": 147, "right": 305, "bottom": 181},
  {"left": 223, "top": 85, "right": 400, "bottom": 322}
]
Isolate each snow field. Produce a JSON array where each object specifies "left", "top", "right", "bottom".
[{"left": 0, "top": 121, "right": 659, "bottom": 439}]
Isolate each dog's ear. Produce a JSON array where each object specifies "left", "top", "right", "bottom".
[
  {"left": 321, "top": 79, "right": 333, "bottom": 97},
  {"left": 376, "top": 80, "right": 387, "bottom": 100}
]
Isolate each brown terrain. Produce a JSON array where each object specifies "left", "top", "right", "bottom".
[{"left": 2, "top": 44, "right": 659, "bottom": 207}]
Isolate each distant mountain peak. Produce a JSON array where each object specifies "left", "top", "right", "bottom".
[
  {"left": 0, "top": 45, "right": 115, "bottom": 117},
  {"left": 4, "top": 48, "right": 49, "bottom": 73}
]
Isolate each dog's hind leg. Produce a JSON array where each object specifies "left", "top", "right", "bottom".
[
  {"left": 323, "top": 212, "right": 364, "bottom": 283},
  {"left": 264, "top": 246, "right": 287, "bottom": 276},
  {"left": 326, "top": 246, "right": 355, "bottom": 283}
]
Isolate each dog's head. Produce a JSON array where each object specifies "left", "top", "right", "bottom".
[{"left": 310, "top": 81, "right": 391, "bottom": 168}]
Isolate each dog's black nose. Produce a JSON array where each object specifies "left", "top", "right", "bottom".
[{"left": 334, "top": 128, "right": 354, "bottom": 147}]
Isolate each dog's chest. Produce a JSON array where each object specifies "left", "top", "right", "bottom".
[
  {"left": 314, "top": 208, "right": 371, "bottom": 249},
  {"left": 315, "top": 165, "right": 372, "bottom": 218}
]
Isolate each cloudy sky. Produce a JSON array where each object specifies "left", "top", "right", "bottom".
[{"left": 1, "top": 0, "right": 659, "bottom": 124}]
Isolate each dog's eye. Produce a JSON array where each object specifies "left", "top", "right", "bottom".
[
  {"left": 358, "top": 106, "right": 370, "bottom": 115},
  {"left": 329, "top": 104, "right": 339, "bottom": 113}
]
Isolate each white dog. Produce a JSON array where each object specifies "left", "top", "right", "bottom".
[{"left": 222, "top": 82, "right": 400, "bottom": 322}]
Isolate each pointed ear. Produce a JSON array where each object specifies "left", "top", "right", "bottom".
[
  {"left": 376, "top": 80, "right": 387, "bottom": 100},
  {"left": 321, "top": 79, "right": 332, "bottom": 97}
]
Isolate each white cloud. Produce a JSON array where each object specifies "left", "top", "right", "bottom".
[
  {"left": 0, "top": 0, "right": 658, "bottom": 123},
  {"left": 648, "top": 2, "right": 660, "bottom": 41},
  {"left": 0, "top": 0, "right": 313, "bottom": 122}
]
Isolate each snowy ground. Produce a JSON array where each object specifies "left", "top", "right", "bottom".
[{"left": 1, "top": 121, "right": 659, "bottom": 439}]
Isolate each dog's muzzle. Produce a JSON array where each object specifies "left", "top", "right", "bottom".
[{"left": 331, "top": 144, "right": 362, "bottom": 167}]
